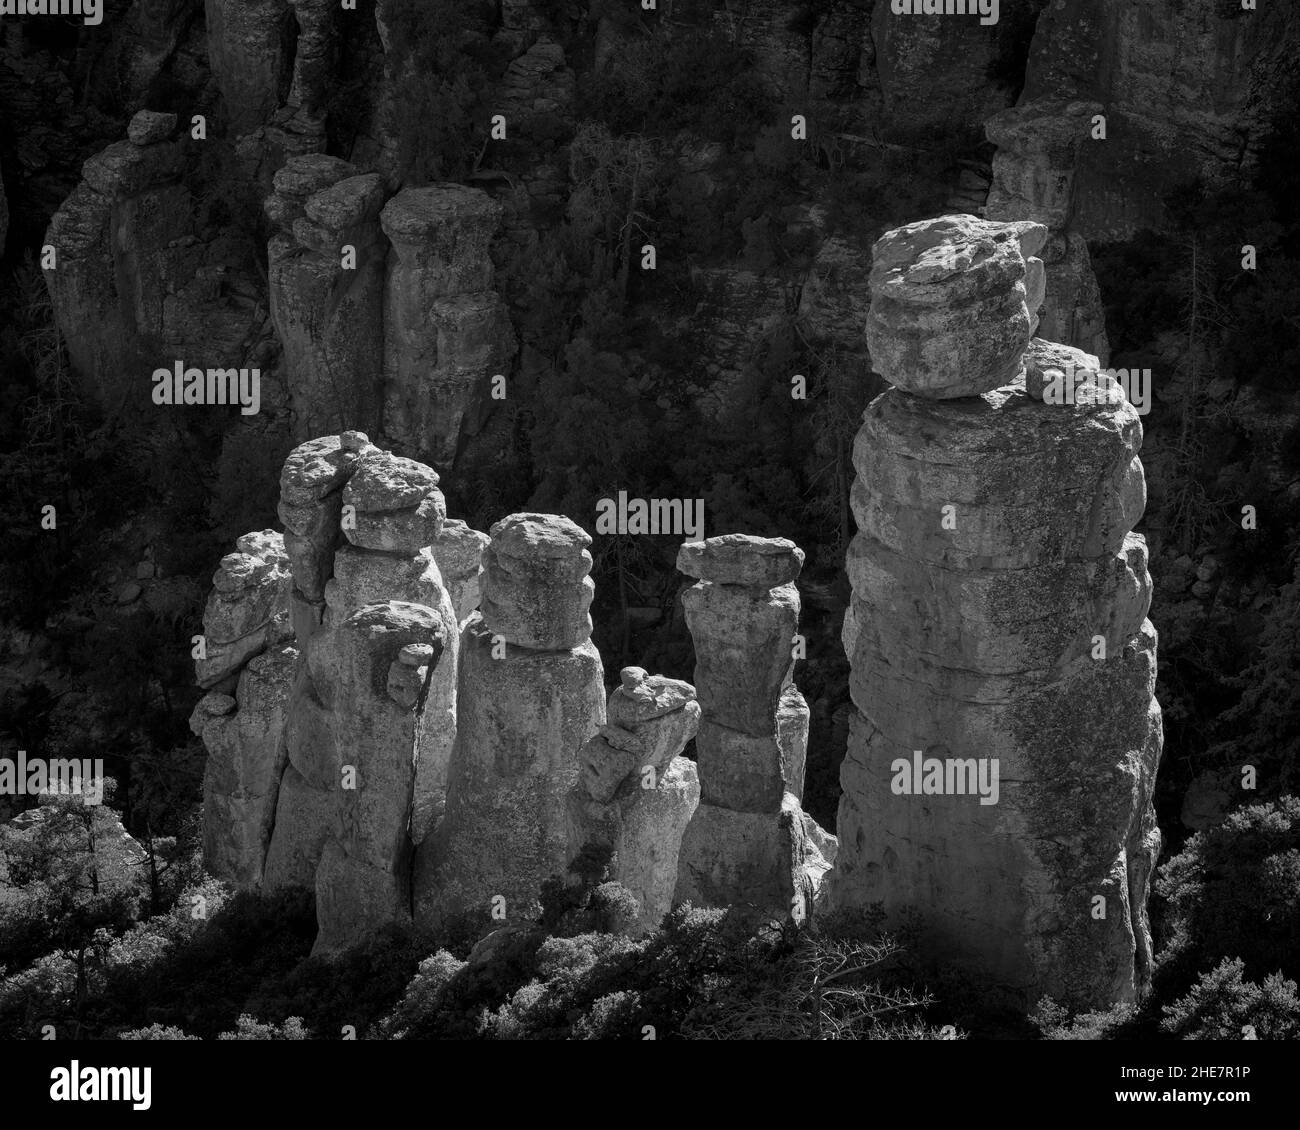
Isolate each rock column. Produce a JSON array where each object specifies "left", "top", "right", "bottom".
[
  {"left": 567, "top": 667, "right": 702, "bottom": 935},
  {"left": 416, "top": 513, "right": 604, "bottom": 930},
  {"left": 673, "top": 535, "right": 837, "bottom": 921},
  {"left": 266, "top": 155, "right": 388, "bottom": 439},
  {"left": 826, "top": 214, "right": 1162, "bottom": 1011},
  {"left": 379, "top": 185, "right": 517, "bottom": 467},
  {"left": 204, "top": 0, "right": 292, "bottom": 136},
  {"left": 985, "top": 99, "right": 1110, "bottom": 365},
  {"left": 259, "top": 433, "right": 457, "bottom": 955},
  {"left": 189, "top": 530, "right": 295, "bottom": 887},
  {"left": 43, "top": 111, "right": 186, "bottom": 409}
]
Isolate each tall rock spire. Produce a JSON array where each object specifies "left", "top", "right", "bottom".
[{"left": 825, "top": 214, "right": 1162, "bottom": 1010}]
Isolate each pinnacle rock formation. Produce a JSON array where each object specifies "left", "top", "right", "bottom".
[
  {"left": 310, "top": 599, "right": 448, "bottom": 956},
  {"left": 43, "top": 109, "right": 263, "bottom": 414},
  {"left": 985, "top": 99, "right": 1110, "bottom": 365},
  {"left": 266, "top": 155, "right": 388, "bottom": 439},
  {"left": 826, "top": 214, "right": 1163, "bottom": 1011},
  {"left": 415, "top": 513, "right": 604, "bottom": 932},
  {"left": 189, "top": 433, "right": 461, "bottom": 955},
  {"left": 567, "top": 667, "right": 702, "bottom": 934},
  {"left": 43, "top": 110, "right": 183, "bottom": 405},
  {"left": 264, "top": 433, "right": 458, "bottom": 938},
  {"left": 205, "top": 0, "right": 293, "bottom": 136},
  {"left": 674, "top": 535, "right": 836, "bottom": 921},
  {"left": 189, "top": 531, "right": 295, "bottom": 887},
  {"left": 430, "top": 519, "right": 490, "bottom": 626},
  {"left": 380, "top": 185, "right": 518, "bottom": 467},
  {"left": 864, "top": 214, "right": 1047, "bottom": 400},
  {"left": 194, "top": 530, "right": 293, "bottom": 691}
]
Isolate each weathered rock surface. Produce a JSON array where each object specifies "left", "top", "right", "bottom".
[
  {"left": 190, "top": 435, "right": 459, "bottom": 956},
  {"left": 567, "top": 667, "right": 702, "bottom": 934},
  {"left": 416, "top": 612, "right": 605, "bottom": 930},
  {"left": 825, "top": 216, "right": 1163, "bottom": 1012},
  {"left": 679, "top": 577, "right": 799, "bottom": 737},
  {"left": 430, "top": 519, "right": 490, "bottom": 625},
  {"left": 1022, "top": 0, "right": 1300, "bottom": 240},
  {"left": 695, "top": 685, "right": 809, "bottom": 813},
  {"left": 267, "top": 156, "right": 388, "bottom": 438},
  {"left": 864, "top": 214, "right": 1047, "bottom": 399},
  {"left": 479, "top": 513, "right": 594, "bottom": 650},
  {"left": 985, "top": 99, "right": 1110, "bottom": 364},
  {"left": 678, "top": 534, "right": 804, "bottom": 590},
  {"left": 380, "top": 185, "right": 517, "bottom": 467},
  {"left": 311, "top": 600, "right": 449, "bottom": 956},
  {"left": 43, "top": 112, "right": 262, "bottom": 412},
  {"left": 675, "top": 535, "right": 836, "bottom": 918},
  {"left": 190, "top": 528, "right": 294, "bottom": 887},
  {"left": 190, "top": 643, "right": 296, "bottom": 887},
  {"left": 870, "top": 0, "right": 1046, "bottom": 140},
  {"left": 109, "top": 1, "right": 201, "bottom": 110},
  {"left": 196, "top": 530, "right": 293, "bottom": 688},
  {"left": 277, "top": 434, "right": 360, "bottom": 614},
  {"left": 204, "top": 0, "right": 292, "bottom": 135},
  {"left": 342, "top": 446, "right": 445, "bottom": 553},
  {"left": 281, "top": 437, "right": 458, "bottom": 891},
  {"left": 676, "top": 793, "right": 833, "bottom": 922}
]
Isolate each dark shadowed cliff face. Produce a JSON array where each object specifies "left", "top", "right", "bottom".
[
  {"left": 1023, "top": 0, "right": 1300, "bottom": 240},
  {"left": 1, "top": 0, "right": 1299, "bottom": 1038}
]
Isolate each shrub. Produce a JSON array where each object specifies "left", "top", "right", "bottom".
[
  {"left": 1155, "top": 797, "right": 1300, "bottom": 994},
  {"left": 1159, "top": 958, "right": 1300, "bottom": 1040},
  {"left": 216, "top": 1014, "right": 310, "bottom": 1040},
  {"left": 118, "top": 1023, "right": 199, "bottom": 1040}
]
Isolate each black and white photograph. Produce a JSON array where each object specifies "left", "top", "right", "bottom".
[{"left": 0, "top": 0, "right": 1295, "bottom": 1111}]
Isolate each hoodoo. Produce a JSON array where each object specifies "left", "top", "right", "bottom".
[{"left": 825, "top": 214, "right": 1163, "bottom": 1011}]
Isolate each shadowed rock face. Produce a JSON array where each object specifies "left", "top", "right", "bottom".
[
  {"left": 985, "top": 99, "right": 1110, "bottom": 364},
  {"left": 674, "top": 535, "right": 836, "bottom": 921},
  {"left": 266, "top": 156, "right": 387, "bottom": 439},
  {"left": 42, "top": 109, "right": 266, "bottom": 416},
  {"left": 826, "top": 215, "right": 1162, "bottom": 1012},
  {"left": 1022, "top": 0, "right": 1300, "bottom": 241},
  {"left": 204, "top": 0, "right": 292, "bottom": 136},
  {"left": 379, "top": 185, "right": 518, "bottom": 468},
  {"left": 567, "top": 667, "right": 702, "bottom": 934}
]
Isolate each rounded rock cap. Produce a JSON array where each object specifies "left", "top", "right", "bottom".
[
  {"left": 489, "top": 512, "right": 593, "bottom": 558},
  {"left": 677, "top": 533, "right": 804, "bottom": 587}
]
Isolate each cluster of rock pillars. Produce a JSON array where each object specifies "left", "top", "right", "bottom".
[{"left": 191, "top": 210, "right": 1161, "bottom": 1014}]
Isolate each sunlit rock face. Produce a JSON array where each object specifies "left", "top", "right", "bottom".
[
  {"left": 826, "top": 216, "right": 1163, "bottom": 1013},
  {"left": 414, "top": 513, "right": 604, "bottom": 934},
  {"left": 674, "top": 535, "right": 837, "bottom": 922},
  {"left": 567, "top": 667, "right": 702, "bottom": 935}
]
